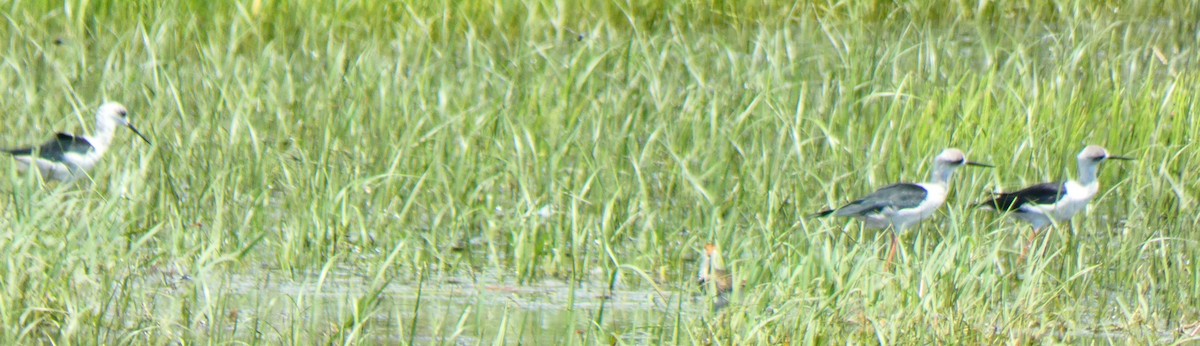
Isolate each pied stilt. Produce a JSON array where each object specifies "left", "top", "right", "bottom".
[
  {"left": 976, "top": 145, "right": 1132, "bottom": 261},
  {"left": 4, "top": 102, "right": 151, "bottom": 182},
  {"left": 815, "top": 148, "right": 992, "bottom": 268}
]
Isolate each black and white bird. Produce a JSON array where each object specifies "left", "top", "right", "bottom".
[
  {"left": 815, "top": 148, "right": 991, "bottom": 267},
  {"left": 976, "top": 145, "right": 1132, "bottom": 260},
  {"left": 4, "top": 102, "right": 151, "bottom": 182}
]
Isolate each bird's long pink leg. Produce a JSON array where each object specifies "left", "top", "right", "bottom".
[
  {"left": 1018, "top": 226, "right": 1040, "bottom": 264},
  {"left": 885, "top": 231, "right": 898, "bottom": 272}
]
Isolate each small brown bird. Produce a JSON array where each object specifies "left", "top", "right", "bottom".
[{"left": 698, "top": 244, "right": 733, "bottom": 298}]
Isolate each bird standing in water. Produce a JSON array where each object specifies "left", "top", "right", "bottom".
[
  {"left": 4, "top": 102, "right": 151, "bottom": 182},
  {"left": 976, "top": 145, "right": 1132, "bottom": 262},
  {"left": 815, "top": 148, "right": 991, "bottom": 269}
]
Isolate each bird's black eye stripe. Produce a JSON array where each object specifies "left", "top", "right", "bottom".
[
  {"left": 950, "top": 159, "right": 965, "bottom": 165},
  {"left": 118, "top": 110, "right": 128, "bottom": 117}
]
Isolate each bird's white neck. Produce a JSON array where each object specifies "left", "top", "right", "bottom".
[
  {"left": 88, "top": 116, "right": 119, "bottom": 154},
  {"left": 1076, "top": 159, "right": 1099, "bottom": 186},
  {"left": 929, "top": 164, "right": 956, "bottom": 185}
]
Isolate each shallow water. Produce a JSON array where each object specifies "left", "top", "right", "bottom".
[{"left": 170, "top": 269, "right": 714, "bottom": 343}]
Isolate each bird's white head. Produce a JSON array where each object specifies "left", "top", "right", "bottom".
[
  {"left": 1076, "top": 145, "right": 1132, "bottom": 183},
  {"left": 1077, "top": 145, "right": 1133, "bottom": 164},
  {"left": 935, "top": 148, "right": 968, "bottom": 167},
  {"left": 97, "top": 102, "right": 130, "bottom": 126},
  {"left": 95, "top": 102, "right": 151, "bottom": 144},
  {"left": 931, "top": 148, "right": 991, "bottom": 183}
]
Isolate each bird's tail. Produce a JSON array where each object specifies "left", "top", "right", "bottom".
[
  {"left": 809, "top": 209, "right": 836, "bottom": 218},
  {"left": 1, "top": 143, "right": 35, "bottom": 155},
  {"left": 971, "top": 200, "right": 994, "bottom": 209},
  {"left": 973, "top": 194, "right": 1013, "bottom": 211}
]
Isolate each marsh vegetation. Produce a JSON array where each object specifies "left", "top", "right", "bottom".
[{"left": 2, "top": 0, "right": 1200, "bottom": 344}]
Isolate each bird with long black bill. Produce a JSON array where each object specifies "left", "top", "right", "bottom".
[
  {"left": 4, "top": 102, "right": 151, "bottom": 182},
  {"left": 976, "top": 145, "right": 1132, "bottom": 262},
  {"left": 815, "top": 148, "right": 992, "bottom": 269}
]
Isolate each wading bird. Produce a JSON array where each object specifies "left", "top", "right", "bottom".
[
  {"left": 698, "top": 244, "right": 732, "bottom": 310},
  {"left": 815, "top": 148, "right": 991, "bottom": 269},
  {"left": 4, "top": 102, "right": 151, "bottom": 182},
  {"left": 976, "top": 145, "right": 1132, "bottom": 261}
]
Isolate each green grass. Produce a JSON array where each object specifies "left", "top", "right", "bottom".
[{"left": 1, "top": 0, "right": 1200, "bottom": 344}]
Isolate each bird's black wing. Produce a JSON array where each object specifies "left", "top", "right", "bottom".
[
  {"left": 4, "top": 133, "right": 94, "bottom": 163},
  {"left": 829, "top": 183, "right": 929, "bottom": 217},
  {"left": 977, "top": 182, "right": 1066, "bottom": 211}
]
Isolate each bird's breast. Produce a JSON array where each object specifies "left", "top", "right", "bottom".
[{"left": 1048, "top": 181, "right": 1100, "bottom": 221}]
